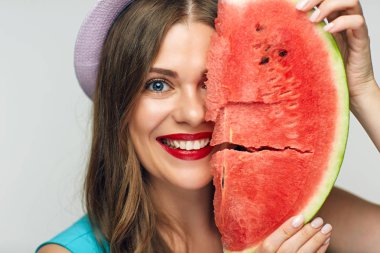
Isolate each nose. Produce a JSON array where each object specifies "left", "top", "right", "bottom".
[{"left": 172, "top": 87, "right": 206, "bottom": 127}]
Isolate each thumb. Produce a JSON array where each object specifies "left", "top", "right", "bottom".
[{"left": 256, "top": 214, "right": 305, "bottom": 253}]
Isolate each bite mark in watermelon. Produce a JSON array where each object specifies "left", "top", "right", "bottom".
[{"left": 206, "top": 0, "right": 349, "bottom": 252}]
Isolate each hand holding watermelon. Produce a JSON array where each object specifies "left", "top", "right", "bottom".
[
  {"left": 296, "top": 0, "right": 376, "bottom": 100},
  {"left": 297, "top": 0, "right": 380, "bottom": 151},
  {"left": 256, "top": 215, "right": 331, "bottom": 252}
]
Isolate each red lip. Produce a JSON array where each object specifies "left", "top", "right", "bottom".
[
  {"left": 157, "top": 132, "right": 212, "bottom": 141},
  {"left": 156, "top": 132, "right": 213, "bottom": 160}
]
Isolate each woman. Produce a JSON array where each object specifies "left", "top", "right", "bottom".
[{"left": 37, "top": 0, "right": 380, "bottom": 252}]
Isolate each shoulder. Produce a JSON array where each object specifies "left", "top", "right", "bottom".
[
  {"left": 37, "top": 244, "right": 71, "bottom": 253},
  {"left": 318, "top": 187, "right": 380, "bottom": 251},
  {"left": 35, "top": 215, "right": 109, "bottom": 253}
]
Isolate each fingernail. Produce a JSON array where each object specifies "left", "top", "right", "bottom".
[
  {"left": 296, "top": 0, "right": 309, "bottom": 10},
  {"left": 292, "top": 214, "right": 304, "bottom": 228},
  {"left": 324, "top": 238, "right": 331, "bottom": 245},
  {"left": 311, "top": 217, "right": 323, "bottom": 228},
  {"left": 321, "top": 224, "right": 332, "bottom": 234},
  {"left": 323, "top": 22, "right": 335, "bottom": 32},
  {"left": 309, "top": 8, "right": 320, "bottom": 22}
]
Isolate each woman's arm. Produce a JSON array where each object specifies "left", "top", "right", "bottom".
[
  {"left": 350, "top": 81, "right": 380, "bottom": 152},
  {"left": 37, "top": 244, "right": 70, "bottom": 253},
  {"left": 318, "top": 187, "right": 380, "bottom": 252}
]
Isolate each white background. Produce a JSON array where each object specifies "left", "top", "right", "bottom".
[{"left": 0, "top": 0, "right": 379, "bottom": 252}]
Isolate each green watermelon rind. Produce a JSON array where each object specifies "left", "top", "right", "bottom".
[
  {"left": 300, "top": 19, "right": 349, "bottom": 225},
  {"left": 221, "top": 2, "right": 349, "bottom": 253}
]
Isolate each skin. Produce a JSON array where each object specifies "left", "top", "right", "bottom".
[{"left": 39, "top": 0, "right": 380, "bottom": 252}]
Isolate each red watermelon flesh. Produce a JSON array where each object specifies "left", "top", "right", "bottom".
[{"left": 206, "top": 0, "right": 349, "bottom": 252}]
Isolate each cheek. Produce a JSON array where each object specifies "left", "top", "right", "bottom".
[{"left": 129, "top": 96, "right": 175, "bottom": 142}]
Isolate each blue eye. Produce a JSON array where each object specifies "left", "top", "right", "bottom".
[{"left": 145, "top": 79, "right": 170, "bottom": 92}]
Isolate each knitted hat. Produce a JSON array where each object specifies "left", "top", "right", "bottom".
[{"left": 74, "top": 0, "right": 134, "bottom": 99}]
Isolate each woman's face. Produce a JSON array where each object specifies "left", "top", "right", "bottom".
[{"left": 129, "top": 21, "right": 215, "bottom": 190}]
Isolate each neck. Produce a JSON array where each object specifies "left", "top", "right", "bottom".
[{"left": 149, "top": 178, "right": 215, "bottom": 230}]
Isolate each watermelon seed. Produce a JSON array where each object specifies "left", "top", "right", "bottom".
[
  {"left": 259, "top": 57, "right": 270, "bottom": 65},
  {"left": 255, "top": 23, "right": 263, "bottom": 32},
  {"left": 222, "top": 166, "right": 225, "bottom": 189},
  {"left": 279, "top": 50, "right": 288, "bottom": 57}
]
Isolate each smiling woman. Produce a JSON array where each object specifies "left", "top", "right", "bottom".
[
  {"left": 33, "top": 0, "right": 380, "bottom": 252},
  {"left": 79, "top": 1, "right": 221, "bottom": 252}
]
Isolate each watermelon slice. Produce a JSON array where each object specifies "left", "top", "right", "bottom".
[{"left": 206, "top": 0, "right": 349, "bottom": 252}]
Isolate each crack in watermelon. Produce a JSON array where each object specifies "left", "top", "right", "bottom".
[
  {"left": 224, "top": 101, "right": 283, "bottom": 106},
  {"left": 248, "top": 145, "right": 312, "bottom": 153},
  {"left": 214, "top": 142, "right": 313, "bottom": 154}
]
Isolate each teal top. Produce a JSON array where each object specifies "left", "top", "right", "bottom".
[{"left": 35, "top": 215, "right": 110, "bottom": 253}]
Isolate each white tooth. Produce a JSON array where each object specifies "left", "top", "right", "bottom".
[
  {"left": 186, "top": 141, "right": 193, "bottom": 150},
  {"left": 173, "top": 140, "right": 180, "bottom": 149},
  {"left": 201, "top": 139, "right": 207, "bottom": 148},
  {"left": 180, "top": 141, "right": 186, "bottom": 149},
  {"left": 169, "top": 139, "right": 175, "bottom": 148},
  {"left": 201, "top": 139, "right": 207, "bottom": 147},
  {"left": 194, "top": 140, "right": 201, "bottom": 150},
  {"left": 199, "top": 139, "right": 204, "bottom": 147}
]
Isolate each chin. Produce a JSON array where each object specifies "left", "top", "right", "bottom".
[{"left": 172, "top": 170, "right": 213, "bottom": 191}]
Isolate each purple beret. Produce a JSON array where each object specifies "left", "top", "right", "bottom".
[{"left": 74, "top": 0, "right": 134, "bottom": 99}]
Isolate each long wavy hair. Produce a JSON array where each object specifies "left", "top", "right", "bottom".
[{"left": 83, "top": 0, "right": 217, "bottom": 252}]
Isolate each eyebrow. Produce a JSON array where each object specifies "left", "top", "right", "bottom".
[
  {"left": 149, "top": 68, "right": 208, "bottom": 80},
  {"left": 150, "top": 68, "right": 178, "bottom": 78}
]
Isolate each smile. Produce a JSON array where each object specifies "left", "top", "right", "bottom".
[
  {"left": 156, "top": 132, "right": 213, "bottom": 160},
  {"left": 161, "top": 138, "right": 210, "bottom": 150}
]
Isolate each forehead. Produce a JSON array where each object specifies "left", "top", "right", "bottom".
[{"left": 152, "top": 22, "right": 215, "bottom": 69}]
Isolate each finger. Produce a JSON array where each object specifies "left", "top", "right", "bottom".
[
  {"left": 296, "top": 0, "right": 324, "bottom": 11},
  {"left": 295, "top": 0, "right": 363, "bottom": 15},
  {"left": 323, "top": 15, "right": 368, "bottom": 40},
  {"left": 277, "top": 217, "right": 324, "bottom": 252},
  {"left": 298, "top": 224, "right": 332, "bottom": 253},
  {"left": 308, "top": 0, "right": 363, "bottom": 23},
  {"left": 325, "top": 10, "right": 340, "bottom": 23},
  {"left": 316, "top": 238, "right": 331, "bottom": 253},
  {"left": 257, "top": 214, "right": 305, "bottom": 253}
]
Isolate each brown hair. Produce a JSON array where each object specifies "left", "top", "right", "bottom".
[{"left": 84, "top": 0, "right": 217, "bottom": 252}]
